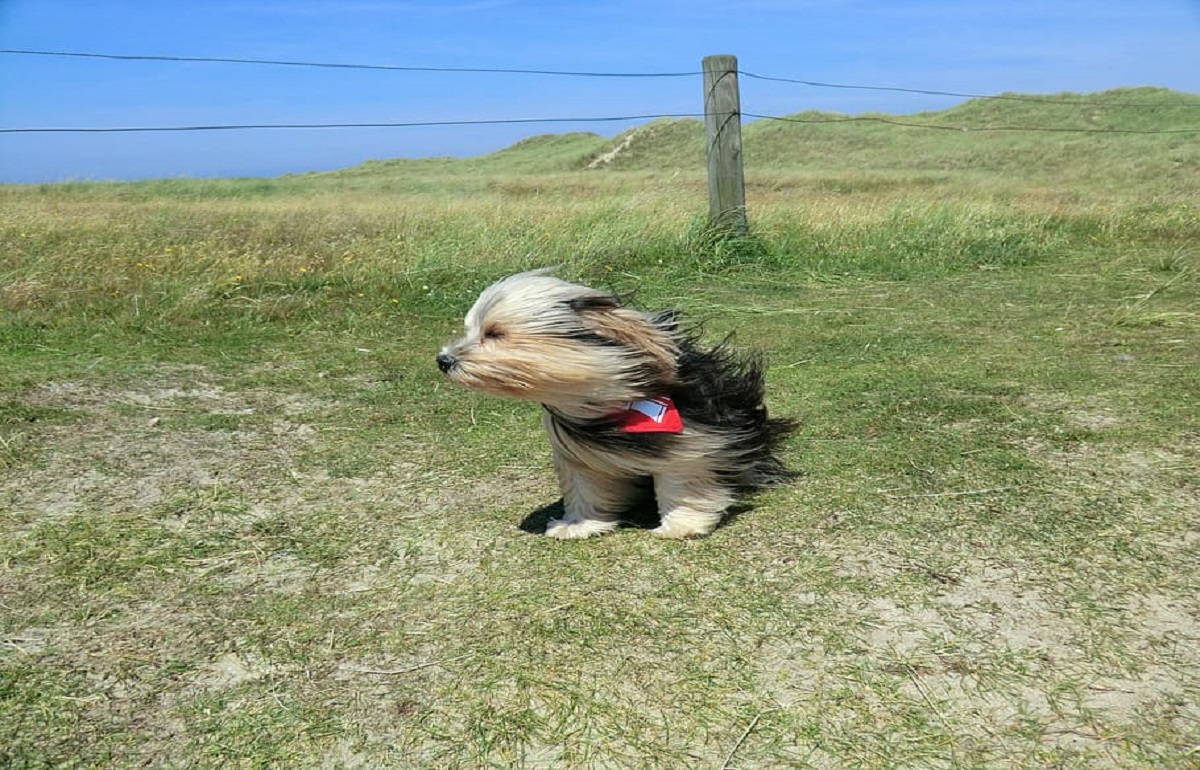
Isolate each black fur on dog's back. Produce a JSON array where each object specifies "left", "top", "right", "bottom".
[
  {"left": 671, "top": 334, "right": 797, "bottom": 489},
  {"left": 543, "top": 323, "right": 796, "bottom": 493}
]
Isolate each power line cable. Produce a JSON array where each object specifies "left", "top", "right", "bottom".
[
  {"left": 4, "top": 112, "right": 1194, "bottom": 135},
  {"left": 0, "top": 48, "right": 700, "bottom": 78},
  {"left": 2, "top": 48, "right": 1195, "bottom": 135},
  {"left": 740, "top": 71, "right": 1200, "bottom": 109},
  {"left": 743, "top": 112, "right": 1200, "bottom": 134},
  {"left": 0, "top": 114, "right": 705, "bottom": 134},
  {"left": 4, "top": 48, "right": 1197, "bottom": 110}
]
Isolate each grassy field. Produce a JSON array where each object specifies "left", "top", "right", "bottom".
[{"left": 2, "top": 91, "right": 1198, "bottom": 768}]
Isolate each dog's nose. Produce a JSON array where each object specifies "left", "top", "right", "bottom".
[{"left": 436, "top": 353, "right": 457, "bottom": 373}]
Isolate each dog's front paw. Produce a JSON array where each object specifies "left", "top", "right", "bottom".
[
  {"left": 650, "top": 523, "right": 709, "bottom": 539},
  {"left": 650, "top": 515, "right": 720, "bottom": 539},
  {"left": 544, "top": 517, "right": 619, "bottom": 539}
]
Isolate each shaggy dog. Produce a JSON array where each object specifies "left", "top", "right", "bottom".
[{"left": 436, "top": 270, "right": 794, "bottom": 538}]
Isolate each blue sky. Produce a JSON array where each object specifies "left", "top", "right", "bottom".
[{"left": 2, "top": 0, "right": 1198, "bottom": 182}]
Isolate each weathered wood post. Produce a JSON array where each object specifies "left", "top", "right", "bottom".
[{"left": 703, "top": 54, "right": 747, "bottom": 235}]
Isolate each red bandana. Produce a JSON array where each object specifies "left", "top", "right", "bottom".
[{"left": 616, "top": 397, "right": 684, "bottom": 434}]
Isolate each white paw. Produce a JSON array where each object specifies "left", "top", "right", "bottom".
[
  {"left": 650, "top": 516, "right": 719, "bottom": 539},
  {"left": 650, "top": 524, "right": 705, "bottom": 539},
  {"left": 544, "top": 517, "right": 619, "bottom": 539}
]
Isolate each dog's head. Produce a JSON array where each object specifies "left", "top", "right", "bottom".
[{"left": 436, "top": 270, "right": 679, "bottom": 410}]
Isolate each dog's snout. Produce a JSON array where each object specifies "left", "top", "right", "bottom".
[{"left": 436, "top": 353, "right": 457, "bottom": 374}]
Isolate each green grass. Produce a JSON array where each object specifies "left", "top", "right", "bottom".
[{"left": 1, "top": 90, "right": 1198, "bottom": 768}]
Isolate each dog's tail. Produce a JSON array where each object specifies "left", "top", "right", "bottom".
[
  {"left": 671, "top": 335, "right": 799, "bottom": 491},
  {"left": 746, "top": 414, "right": 800, "bottom": 489}
]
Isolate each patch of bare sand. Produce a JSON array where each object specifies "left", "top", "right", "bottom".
[
  {"left": 754, "top": 557, "right": 1198, "bottom": 764},
  {"left": 192, "top": 651, "right": 279, "bottom": 690},
  {"left": 12, "top": 370, "right": 320, "bottom": 516},
  {"left": 756, "top": 410, "right": 1198, "bottom": 763}
]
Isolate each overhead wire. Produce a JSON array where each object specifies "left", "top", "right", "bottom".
[
  {"left": 0, "top": 48, "right": 700, "bottom": 78},
  {"left": 739, "top": 71, "right": 1200, "bottom": 109},
  {"left": 742, "top": 112, "right": 1200, "bottom": 135},
  {"left": 0, "top": 114, "right": 705, "bottom": 134},
  {"left": 2, "top": 47, "right": 1196, "bottom": 136}
]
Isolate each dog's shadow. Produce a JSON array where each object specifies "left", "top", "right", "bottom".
[
  {"left": 518, "top": 489, "right": 752, "bottom": 535},
  {"left": 518, "top": 499, "right": 569, "bottom": 534},
  {"left": 519, "top": 498, "right": 659, "bottom": 534}
]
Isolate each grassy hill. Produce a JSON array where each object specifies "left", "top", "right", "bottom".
[
  {"left": 49, "top": 87, "right": 1192, "bottom": 202},
  {"left": 325, "top": 87, "right": 1198, "bottom": 182},
  {"left": 265, "top": 86, "right": 1197, "bottom": 205}
]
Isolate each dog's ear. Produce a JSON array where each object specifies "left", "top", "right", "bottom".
[
  {"left": 567, "top": 293, "right": 622, "bottom": 312},
  {"left": 568, "top": 294, "right": 679, "bottom": 383}
]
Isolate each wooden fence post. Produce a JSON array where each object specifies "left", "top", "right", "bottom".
[{"left": 703, "top": 54, "right": 747, "bottom": 235}]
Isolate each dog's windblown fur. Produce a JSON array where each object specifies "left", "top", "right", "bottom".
[{"left": 437, "top": 270, "right": 794, "bottom": 538}]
